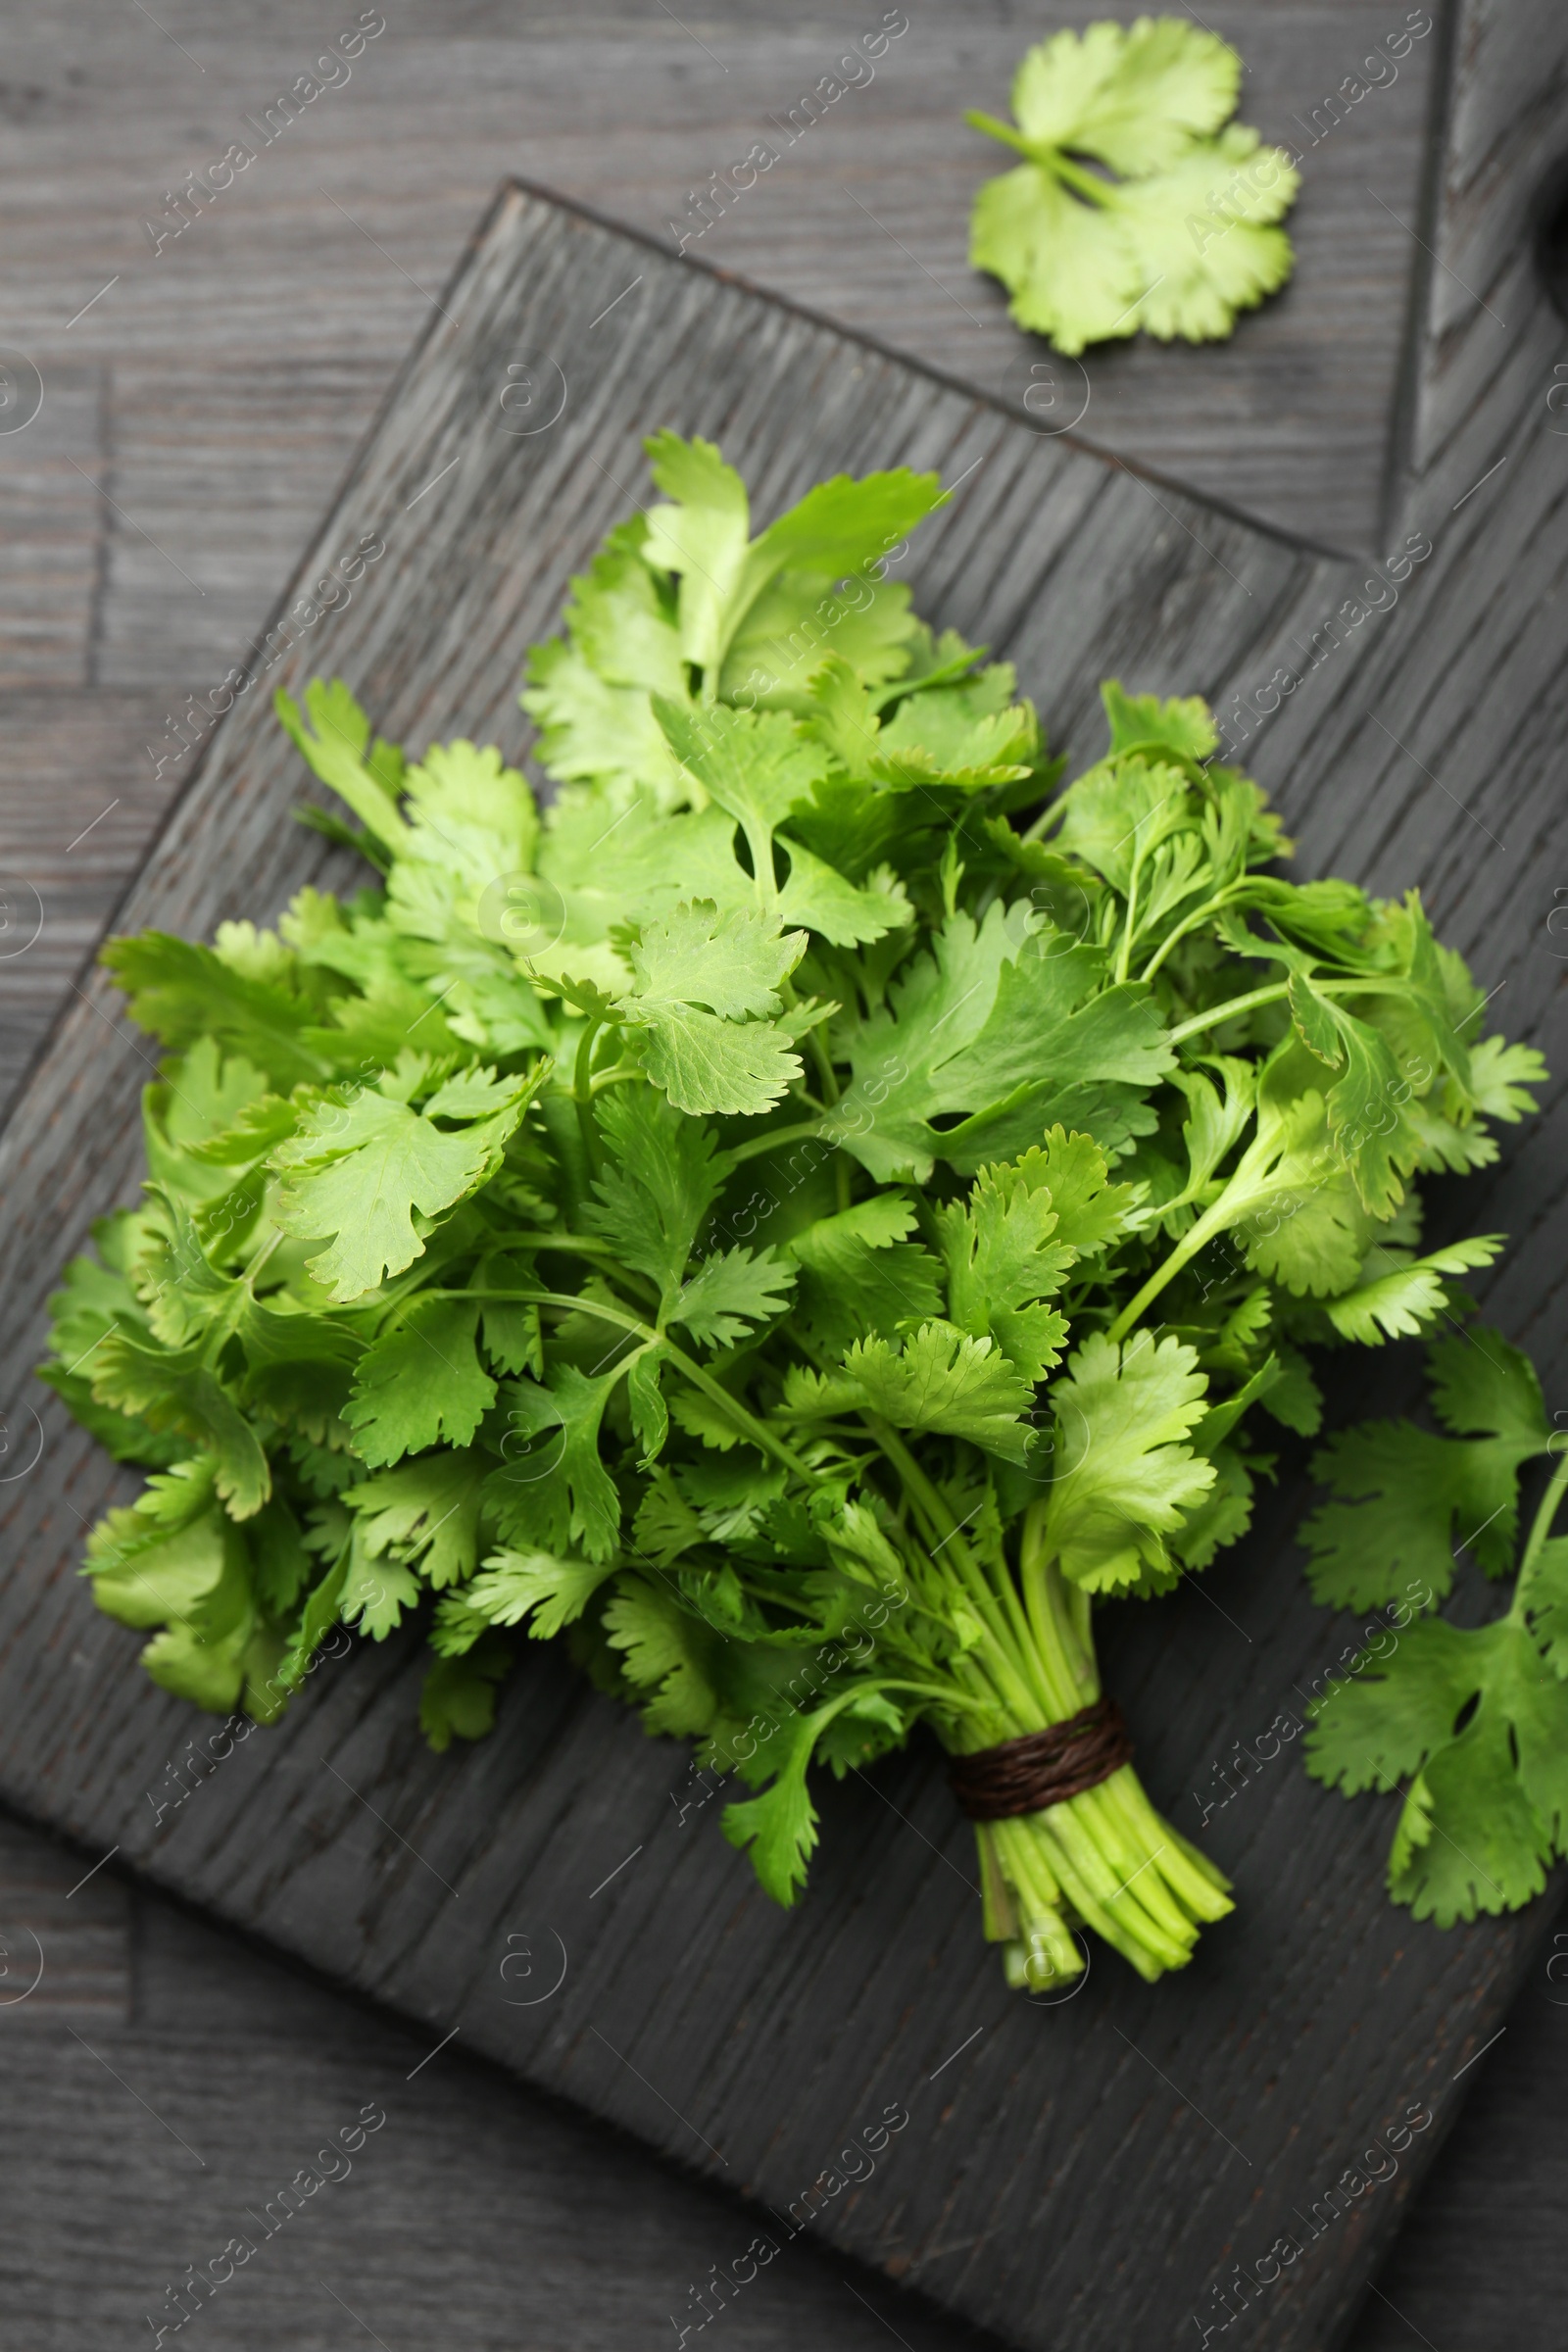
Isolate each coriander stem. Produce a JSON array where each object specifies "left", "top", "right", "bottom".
[
  {"left": 1138, "top": 882, "right": 1250, "bottom": 983},
  {"left": 572, "top": 1015, "right": 605, "bottom": 1173},
  {"left": 1165, "top": 981, "right": 1288, "bottom": 1044},
  {"left": 1512, "top": 1449, "right": 1568, "bottom": 1615},
  {"left": 726, "top": 1119, "right": 825, "bottom": 1166},
  {"left": 427, "top": 1282, "right": 819, "bottom": 1480},
  {"left": 1165, "top": 974, "right": 1414, "bottom": 1048},
  {"left": 963, "top": 109, "right": 1044, "bottom": 162}
]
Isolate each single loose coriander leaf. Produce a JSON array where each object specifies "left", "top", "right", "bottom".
[
  {"left": 966, "top": 17, "right": 1298, "bottom": 355},
  {"left": 1304, "top": 1617, "right": 1568, "bottom": 1926},
  {"left": 1299, "top": 1328, "right": 1549, "bottom": 1607}
]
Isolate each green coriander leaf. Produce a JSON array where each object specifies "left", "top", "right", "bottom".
[
  {"left": 342, "top": 1552, "right": 421, "bottom": 1641},
  {"left": 584, "top": 1084, "right": 728, "bottom": 1309},
  {"left": 1301, "top": 1423, "right": 1520, "bottom": 1609},
  {"left": 271, "top": 1066, "right": 541, "bottom": 1300},
  {"left": 275, "top": 679, "right": 410, "bottom": 854},
  {"left": 419, "top": 1637, "right": 512, "bottom": 1750},
  {"left": 86, "top": 1332, "right": 270, "bottom": 1519},
  {"left": 1305, "top": 1617, "right": 1568, "bottom": 1925},
  {"left": 345, "top": 1452, "right": 489, "bottom": 1588},
  {"left": 967, "top": 21, "right": 1296, "bottom": 354},
  {"left": 791, "top": 1321, "right": 1035, "bottom": 1461},
  {"left": 1323, "top": 1237, "right": 1504, "bottom": 1347},
  {"left": 626, "top": 897, "right": 806, "bottom": 1020},
  {"left": 1044, "top": 1331, "right": 1215, "bottom": 1595},
  {"left": 935, "top": 1155, "right": 1076, "bottom": 1383},
  {"left": 489, "top": 1367, "right": 624, "bottom": 1561},
  {"left": 102, "top": 933, "right": 325, "bottom": 1092},
  {"left": 1428, "top": 1327, "right": 1549, "bottom": 1448},
  {"left": 720, "top": 1705, "right": 821, "bottom": 1904},
  {"left": 1521, "top": 1537, "right": 1568, "bottom": 1678},
  {"left": 671, "top": 1246, "right": 796, "bottom": 1348},
  {"left": 998, "top": 18, "right": 1239, "bottom": 175},
  {"left": 787, "top": 1197, "right": 944, "bottom": 1359},
  {"left": 343, "top": 1298, "right": 498, "bottom": 1466},
  {"left": 604, "top": 1574, "right": 721, "bottom": 1737},
  {"left": 466, "top": 1546, "right": 618, "bottom": 1639}
]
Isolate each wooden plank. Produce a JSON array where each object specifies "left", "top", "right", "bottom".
[
  {"left": 3, "top": 126, "right": 1565, "bottom": 2351},
  {"left": 0, "top": 1807, "right": 994, "bottom": 2352},
  {"left": 4, "top": 3, "right": 1434, "bottom": 563},
  {"left": 0, "top": 361, "right": 101, "bottom": 686},
  {"left": 0, "top": 688, "right": 197, "bottom": 1117}
]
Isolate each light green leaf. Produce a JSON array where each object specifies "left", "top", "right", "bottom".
[
  {"left": 1044, "top": 1331, "right": 1215, "bottom": 1595},
  {"left": 1324, "top": 1237, "right": 1505, "bottom": 1347},
  {"left": 466, "top": 1547, "right": 619, "bottom": 1640}
]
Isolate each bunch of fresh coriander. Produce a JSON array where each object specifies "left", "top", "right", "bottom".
[{"left": 43, "top": 432, "right": 1544, "bottom": 1990}]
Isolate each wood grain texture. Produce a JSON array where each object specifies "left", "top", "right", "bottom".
[
  {"left": 0, "top": 688, "right": 198, "bottom": 1113},
  {"left": 3, "top": 112, "right": 1567, "bottom": 2352},
  {"left": 0, "top": 0, "right": 1433, "bottom": 572},
  {"left": 0, "top": 1806, "right": 996, "bottom": 2352}
]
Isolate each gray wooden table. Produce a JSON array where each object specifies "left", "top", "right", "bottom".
[{"left": 2, "top": 5, "right": 1566, "bottom": 2347}]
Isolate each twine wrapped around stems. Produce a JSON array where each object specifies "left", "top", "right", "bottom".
[{"left": 948, "top": 1697, "right": 1133, "bottom": 1821}]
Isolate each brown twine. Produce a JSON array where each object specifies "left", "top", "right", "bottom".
[{"left": 947, "top": 1697, "right": 1133, "bottom": 1822}]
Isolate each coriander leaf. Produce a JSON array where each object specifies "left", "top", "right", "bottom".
[
  {"left": 790, "top": 1321, "right": 1034, "bottom": 1461},
  {"left": 671, "top": 1246, "right": 796, "bottom": 1348},
  {"left": 966, "top": 20, "right": 1296, "bottom": 355},
  {"left": 625, "top": 898, "right": 806, "bottom": 1020},
  {"left": 1428, "top": 1327, "right": 1549, "bottom": 1449},
  {"left": 1301, "top": 1424, "right": 1520, "bottom": 1609},
  {"left": 466, "top": 1547, "right": 618, "bottom": 1639},
  {"left": 1521, "top": 1537, "right": 1568, "bottom": 1678},
  {"left": 585, "top": 1084, "right": 727, "bottom": 1309},
  {"left": 653, "top": 699, "right": 824, "bottom": 871},
  {"left": 489, "top": 1367, "right": 624, "bottom": 1561},
  {"left": 419, "top": 1637, "right": 512, "bottom": 1751},
  {"left": 1305, "top": 1617, "right": 1568, "bottom": 1925},
  {"left": 1324, "top": 1237, "right": 1504, "bottom": 1347},
  {"left": 345, "top": 1452, "right": 489, "bottom": 1588},
  {"left": 935, "top": 1154, "right": 1075, "bottom": 1382},
  {"left": 639, "top": 1002, "right": 804, "bottom": 1119},
  {"left": 787, "top": 1197, "right": 944, "bottom": 1359},
  {"left": 271, "top": 1067, "right": 540, "bottom": 1300},
  {"left": 275, "top": 679, "right": 410, "bottom": 854},
  {"left": 720, "top": 1705, "right": 821, "bottom": 1903},
  {"left": 85, "top": 1461, "right": 226, "bottom": 1629},
  {"left": 776, "top": 839, "right": 913, "bottom": 947},
  {"left": 1043, "top": 1331, "right": 1215, "bottom": 1595},
  {"left": 86, "top": 1331, "right": 270, "bottom": 1518},
  {"left": 997, "top": 18, "right": 1239, "bottom": 176},
  {"left": 1101, "top": 680, "right": 1218, "bottom": 766},
  {"left": 642, "top": 431, "right": 943, "bottom": 682},
  {"left": 1112, "top": 128, "right": 1298, "bottom": 345},
  {"left": 603, "top": 1574, "right": 721, "bottom": 1737},
  {"left": 102, "top": 932, "right": 325, "bottom": 1091},
  {"left": 341, "top": 1552, "right": 421, "bottom": 1640},
  {"left": 343, "top": 1298, "right": 498, "bottom": 1465}
]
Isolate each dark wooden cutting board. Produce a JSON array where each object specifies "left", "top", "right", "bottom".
[{"left": 3, "top": 13, "right": 1567, "bottom": 2342}]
